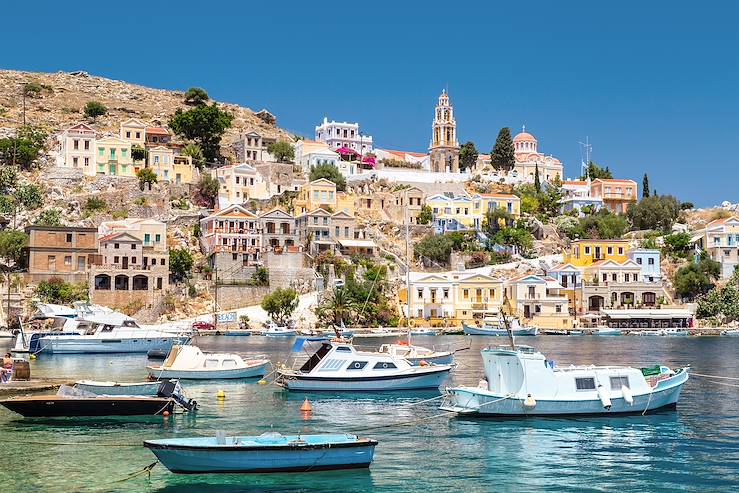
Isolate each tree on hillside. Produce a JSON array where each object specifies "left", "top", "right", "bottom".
[
  {"left": 490, "top": 127, "right": 515, "bottom": 172},
  {"left": 663, "top": 232, "right": 692, "bottom": 258},
  {"left": 261, "top": 288, "right": 299, "bottom": 324},
  {"left": 183, "top": 87, "right": 209, "bottom": 106},
  {"left": 181, "top": 143, "right": 204, "bottom": 169},
  {"left": 416, "top": 205, "right": 433, "bottom": 225},
  {"left": 580, "top": 161, "right": 613, "bottom": 180},
  {"left": 83, "top": 101, "right": 107, "bottom": 120},
  {"left": 0, "top": 230, "right": 28, "bottom": 269},
  {"left": 494, "top": 226, "right": 534, "bottom": 256},
  {"left": 673, "top": 255, "right": 720, "bottom": 300},
  {"left": 35, "top": 208, "right": 63, "bottom": 227},
  {"left": 169, "top": 103, "right": 233, "bottom": 163},
  {"left": 193, "top": 174, "right": 220, "bottom": 208},
  {"left": 131, "top": 145, "right": 147, "bottom": 163},
  {"left": 136, "top": 167, "right": 158, "bottom": 189},
  {"left": 696, "top": 284, "right": 739, "bottom": 323},
  {"left": 484, "top": 208, "right": 514, "bottom": 235},
  {"left": 534, "top": 163, "right": 541, "bottom": 193},
  {"left": 309, "top": 163, "right": 346, "bottom": 191},
  {"left": 0, "top": 125, "right": 48, "bottom": 170},
  {"left": 267, "top": 141, "right": 295, "bottom": 163},
  {"left": 626, "top": 195, "right": 681, "bottom": 232},
  {"left": 414, "top": 234, "right": 453, "bottom": 265},
  {"left": 35, "top": 277, "right": 88, "bottom": 304},
  {"left": 316, "top": 287, "right": 356, "bottom": 327},
  {"left": 459, "top": 141, "right": 479, "bottom": 171},
  {"left": 169, "top": 248, "right": 194, "bottom": 281},
  {"left": 577, "top": 210, "right": 629, "bottom": 239},
  {"left": 642, "top": 173, "right": 650, "bottom": 198}
]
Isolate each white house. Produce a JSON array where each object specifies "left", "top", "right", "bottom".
[
  {"left": 56, "top": 123, "right": 97, "bottom": 172},
  {"left": 315, "top": 117, "right": 373, "bottom": 154}
]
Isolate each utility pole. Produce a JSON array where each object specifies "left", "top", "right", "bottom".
[
  {"left": 213, "top": 266, "right": 218, "bottom": 331},
  {"left": 5, "top": 271, "right": 11, "bottom": 329},
  {"left": 22, "top": 84, "right": 26, "bottom": 126}
]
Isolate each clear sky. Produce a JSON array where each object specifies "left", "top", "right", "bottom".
[{"left": 2, "top": 1, "right": 737, "bottom": 206}]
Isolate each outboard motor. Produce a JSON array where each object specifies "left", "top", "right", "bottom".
[{"left": 157, "top": 380, "right": 198, "bottom": 412}]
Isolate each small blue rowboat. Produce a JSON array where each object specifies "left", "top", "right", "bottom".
[
  {"left": 462, "top": 323, "right": 538, "bottom": 336},
  {"left": 144, "top": 432, "right": 377, "bottom": 474}
]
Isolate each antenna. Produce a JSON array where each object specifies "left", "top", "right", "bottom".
[{"left": 578, "top": 137, "right": 592, "bottom": 178}]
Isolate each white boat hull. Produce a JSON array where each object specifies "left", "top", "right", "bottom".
[
  {"left": 40, "top": 335, "right": 189, "bottom": 354},
  {"left": 278, "top": 367, "right": 451, "bottom": 391},
  {"left": 148, "top": 361, "right": 268, "bottom": 380},
  {"left": 442, "top": 370, "right": 688, "bottom": 416}
]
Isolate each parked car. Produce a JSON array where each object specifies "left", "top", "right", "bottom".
[{"left": 191, "top": 321, "right": 215, "bottom": 331}]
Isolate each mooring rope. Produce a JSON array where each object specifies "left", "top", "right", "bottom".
[
  {"left": 690, "top": 372, "right": 739, "bottom": 381},
  {"left": 1, "top": 438, "right": 140, "bottom": 447}
]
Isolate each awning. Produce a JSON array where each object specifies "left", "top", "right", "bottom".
[
  {"left": 601, "top": 309, "right": 694, "bottom": 320},
  {"left": 337, "top": 239, "right": 377, "bottom": 248},
  {"left": 313, "top": 240, "right": 336, "bottom": 245}
]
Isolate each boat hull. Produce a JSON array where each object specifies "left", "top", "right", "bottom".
[
  {"left": 462, "top": 324, "right": 538, "bottom": 336},
  {"left": 145, "top": 438, "right": 377, "bottom": 474},
  {"left": 406, "top": 353, "right": 454, "bottom": 366},
  {"left": 278, "top": 367, "right": 451, "bottom": 391},
  {"left": 0, "top": 396, "right": 174, "bottom": 417},
  {"left": 264, "top": 331, "right": 296, "bottom": 337},
  {"left": 442, "top": 370, "right": 688, "bottom": 416},
  {"left": 39, "top": 335, "right": 189, "bottom": 354},
  {"left": 148, "top": 362, "right": 269, "bottom": 380}
]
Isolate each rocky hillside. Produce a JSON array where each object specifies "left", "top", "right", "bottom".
[{"left": 0, "top": 69, "right": 294, "bottom": 146}]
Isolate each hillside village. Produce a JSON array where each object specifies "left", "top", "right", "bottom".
[{"left": 1, "top": 69, "right": 738, "bottom": 331}]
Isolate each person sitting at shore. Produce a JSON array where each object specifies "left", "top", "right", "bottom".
[{"left": 1, "top": 353, "right": 13, "bottom": 383}]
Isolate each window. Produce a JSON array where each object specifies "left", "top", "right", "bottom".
[
  {"left": 443, "top": 288, "right": 449, "bottom": 299},
  {"left": 114, "top": 243, "right": 120, "bottom": 249},
  {"left": 84, "top": 157, "right": 89, "bottom": 166},
  {"left": 648, "top": 258, "right": 655, "bottom": 265},
  {"left": 556, "top": 304, "right": 562, "bottom": 313},
  {"left": 98, "top": 147, "right": 104, "bottom": 157},
  {"left": 154, "top": 155, "right": 160, "bottom": 164},
  {"left": 73, "top": 139, "right": 79, "bottom": 150},
  {"left": 463, "top": 289, "right": 469, "bottom": 299},
  {"left": 585, "top": 246, "right": 591, "bottom": 254},
  {"left": 373, "top": 361, "right": 397, "bottom": 369},
  {"left": 155, "top": 234, "right": 161, "bottom": 243},
  {"left": 347, "top": 361, "right": 368, "bottom": 370},
  {"left": 66, "top": 233, "right": 73, "bottom": 243},
  {"left": 110, "top": 148, "right": 116, "bottom": 159},
  {"left": 77, "top": 256, "right": 86, "bottom": 270},
  {"left": 222, "top": 359, "right": 237, "bottom": 368},
  {"left": 144, "top": 233, "right": 151, "bottom": 244},
  {"left": 618, "top": 247, "right": 624, "bottom": 255},
  {"left": 344, "top": 227, "right": 349, "bottom": 237},
  {"left": 610, "top": 376, "right": 629, "bottom": 390},
  {"left": 157, "top": 277, "right": 163, "bottom": 289},
  {"left": 64, "top": 256, "right": 72, "bottom": 266},
  {"left": 121, "top": 149, "right": 127, "bottom": 158},
  {"left": 126, "top": 131, "right": 131, "bottom": 138},
  {"left": 151, "top": 258, "right": 156, "bottom": 266},
  {"left": 47, "top": 255, "right": 56, "bottom": 270},
  {"left": 131, "top": 257, "right": 136, "bottom": 264},
  {"left": 636, "top": 258, "right": 642, "bottom": 265},
  {"left": 602, "top": 273, "right": 607, "bottom": 282},
  {"left": 84, "top": 140, "right": 90, "bottom": 150},
  {"left": 114, "top": 256, "right": 120, "bottom": 263},
  {"left": 335, "top": 226, "right": 340, "bottom": 237},
  {"left": 612, "top": 273, "right": 617, "bottom": 281},
  {"left": 135, "top": 132, "right": 140, "bottom": 139},
  {"left": 417, "top": 288, "right": 423, "bottom": 299},
  {"left": 607, "top": 246, "right": 613, "bottom": 255},
  {"left": 335, "top": 346, "right": 352, "bottom": 352},
  {"left": 575, "top": 377, "right": 596, "bottom": 391}
]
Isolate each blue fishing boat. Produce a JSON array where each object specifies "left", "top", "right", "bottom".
[
  {"left": 144, "top": 432, "right": 377, "bottom": 473},
  {"left": 463, "top": 320, "right": 538, "bottom": 336}
]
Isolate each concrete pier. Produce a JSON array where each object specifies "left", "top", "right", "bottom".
[{"left": 0, "top": 379, "right": 73, "bottom": 397}]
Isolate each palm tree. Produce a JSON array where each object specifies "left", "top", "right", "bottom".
[
  {"left": 181, "top": 144, "right": 205, "bottom": 169},
  {"left": 317, "top": 287, "right": 357, "bottom": 328}
]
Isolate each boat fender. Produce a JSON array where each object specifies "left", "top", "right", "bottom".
[
  {"left": 597, "top": 385, "right": 612, "bottom": 410},
  {"left": 419, "top": 360, "right": 429, "bottom": 367},
  {"left": 621, "top": 385, "right": 634, "bottom": 405},
  {"left": 523, "top": 394, "right": 536, "bottom": 410}
]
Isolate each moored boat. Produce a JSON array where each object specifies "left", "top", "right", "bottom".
[
  {"left": 377, "top": 342, "right": 454, "bottom": 366},
  {"left": 441, "top": 345, "right": 689, "bottom": 416},
  {"left": 721, "top": 329, "right": 739, "bottom": 336},
  {"left": 593, "top": 327, "right": 622, "bottom": 336},
  {"left": 147, "top": 345, "right": 270, "bottom": 379},
  {"left": 263, "top": 321, "right": 296, "bottom": 337},
  {"left": 74, "top": 380, "right": 164, "bottom": 396},
  {"left": 276, "top": 341, "right": 452, "bottom": 391},
  {"left": 463, "top": 319, "right": 538, "bottom": 336},
  {"left": 145, "top": 432, "right": 377, "bottom": 474}
]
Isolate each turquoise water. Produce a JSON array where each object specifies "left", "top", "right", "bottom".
[{"left": 1, "top": 335, "right": 738, "bottom": 492}]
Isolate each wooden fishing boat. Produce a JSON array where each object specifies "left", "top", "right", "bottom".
[
  {"left": 145, "top": 432, "right": 377, "bottom": 474},
  {"left": 147, "top": 345, "right": 270, "bottom": 379}
]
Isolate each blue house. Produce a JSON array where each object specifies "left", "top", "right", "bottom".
[{"left": 627, "top": 249, "right": 661, "bottom": 283}]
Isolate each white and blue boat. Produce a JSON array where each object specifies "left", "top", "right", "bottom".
[
  {"left": 276, "top": 341, "right": 452, "bottom": 391},
  {"left": 147, "top": 345, "right": 269, "bottom": 380},
  {"left": 593, "top": 327, "right": 622, "bottom": 336},
  {"left": 144, "top": 432, "right": 377, "bottom": 474},
  {"left": 463, "top": 318, "right": 538, "bottom": 336},
  {"left": 441, "top": 344, "right": 689, "bottom": 416},
  {"left": 263, "top": 321, "right": 296, "bottom": 337},
  {"left": 377, "top": 342, "right": 454, "bottom": 366}
]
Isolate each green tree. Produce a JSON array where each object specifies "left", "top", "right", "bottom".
[
  {"left": 459, "top": 141, "right": 478, "bottom": 171},
  {"left": 35, "top": 208, "right": 63, "bottom": 226},
  {"left": 414, "top": 234, "right": 453, "bottom": 265},
  {"left": 181, "top": 143, "right": 204, "bottom": 169},
  {"left": 490, "top": 127, "right": 515, "bottom": 172},
  {"left": 627, "top": 195, "right": 681, "bottom": 232},
  {"left": 673, "top": 255, "right": 721, "bottom": 300},
  {"left": 82, "top": 197, "right": 108, "bottom": 216},
  {"left": 696, "top": 284, "right": 739, "bottom": 322},
  {"left": 193, "top": 174, "right": 220, "bottom": 208},
  {"left": 169, "top": 248, "right": 194, "bottom": 281},
  {"left": 136, "top": 167, "right": 158, "bottom": 188},
  {"left": 267, "top": 141, "right": 295, "bottom": 163},
  {"left": 0, "top": 126, "right": 48, "bottom": 170},
  {"left": 183, "top": 87, "right": 209, "bottom": 106},
  {"left": 580, "top": 161, "right": 613, "bottom": 180},
  {"left": 316, "top": 287, "right": 357, "bottom": 327},
  {"left": 642, "top": 173, "right": 650, "bottom": 198},
  {"left": 534, "top": 163, "right": 541, "bottom": 193},
  {"left": 169, "top": 103, "right": 234, "bottom": 163},
  {"left": 131, "top": 145, "right": 147, "bottom": 162},
  {"left": 13, "top": 183, "right": 43, "bottom": 210},
  {"left": 35, "top": 277, "right": 88, "bottom": 304},
  {"left": 484, "top": 208, "right": 513, "bottom": 235},
  {"left": 663, "top": 232, "right": 692, "bottom": 258},
  {"left": 309, "top": 162, "right": 346, "bottom": 191},
  {"left": 578, "top": 210, "right": 628, "bottom": 239},
  {"left": 417, "top": 205, "right": 433, "bottom": 225},
  {"left": 261, "top": 287, "right": 299, "bottom": 324},
  {"left": 494, "top": 226, "right": 534, "bottom": 256},
  {"left": 0, "top": 230, "right": 28, "bottom": 268},
  {"left": 83, "top": 101, "right": 107, "bottom": 120},
  {"left": 250, "top": 266, "right": 269, "bottom": 286}
]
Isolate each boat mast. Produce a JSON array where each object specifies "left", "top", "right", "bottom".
[
  {"left": 501, "top": 293, "right": 516, "bottom": 351},
  {"left": 405, "top": 189, "right": 411, "bottom": 345}
]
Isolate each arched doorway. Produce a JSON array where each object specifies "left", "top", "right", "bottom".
[
  {"left": 620, "top": 292, "right": 635, "bottom": 306},
  {"left": 588, "top": 295, "right": 604, "bottom": 311},
  {"left": 132, "top": 275, "right": 149, "bottom": 291},
  {"left": 94, "top": 274, "right": 111, "bottom": 290},
  {"left": 642, "top": 292, "right": 656, "bottom": 306},
  {"left": 114, "top": 275, "right": 129, "bottom": 290}
]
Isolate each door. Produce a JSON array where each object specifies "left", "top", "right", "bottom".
[
  {"left": 524, "top": 305, "right": 531, "bottom": 318},
  {"left": 122, "top": 257, "right": 129, "bottom": 269}
]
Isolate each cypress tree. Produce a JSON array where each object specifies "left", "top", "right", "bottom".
[
  {"left": 642, "top": 174, "right": 650, "bottom": 198},
  {"left": 534, "top": 163, "right": 541, "bottom": 192},
  {"left": 490, "top": 127, "right": 515, "bottom": 172}
]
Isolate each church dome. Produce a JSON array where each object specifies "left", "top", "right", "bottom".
[{"left": 513, "top": 131, "right": 537, "bottom": 142}]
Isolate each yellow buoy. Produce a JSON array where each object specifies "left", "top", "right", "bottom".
[
  {"left": 257, "top": 379, "right": 267, "bottom": 385},
  {"left": 29, "top": 354, "right": 37, "bottom": 360},
  {"left": 300, "top": 397, "right": 312, "bottom": 413},
  {"left": 216, "top": 389, "right": 226, "bottom": 399}
]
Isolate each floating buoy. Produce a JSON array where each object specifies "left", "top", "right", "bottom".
[
  {"left": 257, "top": 379, "right": 267, "bottom": 385},
  {"left": 163, "top": 410, "right": 170, "bottom": 417},
  {"left": 300, "top": 397, "right": 312, "bottom": 413},
  {"left": 29, "top": 354, "right": 36, "bottom": 360},
  {"left": 523, "top": 394, "right": 536, "bottom": 410},
  {"left": 597, "top": 385, "right": 612, "bottom": 410},
  {"left": 216, "top": 389, "right": 226, "bottom": 399},
  {"left": 621, "top": 385, "right": 634, "bottom": 405}
]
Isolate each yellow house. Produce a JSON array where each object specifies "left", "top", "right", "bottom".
[
  {"left": 294, "top": 179, "right": 354, "bottom": 215},
  {"left": 425, "top": 194, "right": 482, "bottom": 231},
  {"left": 95, "top": 135, "right": 134, "bottom": 177},
  {"left": 119, "top": 118, "right": 147, "bottom": 148},
  {"left": 146, "top": 147, "right": 197, "bottom": 184},
  {"left": 473, "top": 193, "right": 521, "bottom": 220},
  {"left": 504, "top": 274, "right": 574, "bottom": 329},
  {"left": 563, "top": 239, "right": 630, "bottom": 267},
  {"left": 399, "top": 271, "right": 503, "bottom": 324}
]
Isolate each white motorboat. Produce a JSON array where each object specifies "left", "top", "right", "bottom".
[
  {"left": 441, "top": 345, "right": 689, "bottom": 416},
  {"left": 634, "top": 328, "right": 689, "bottom": 337},
  {"left": 410, "top": 328, "right": 438, "bottom": 336},
  {"left": 276, "top": 341, "right": 453, "bottom": 391},
  {"left": 352, "top": 328, "right": 405, "bottom": 339},
  {"left": 147, "top": 345, "right": 270, "bottom": 379},
  {"left": 721, "top": 329, "right": 739, "bottom": 336},
  {"left": 263, "top": 321, "right": 296, "bottom": 337},
  {"left": 33, "top": 312, "right": 190, "bottom": 354},
  {"left": 463, "top": 318, "right": 538, "bottom": 336},
  {"left": 593, "top": 327, "right": 622, "bottom": 336},
  {"left": 377, "top": 342, "right": 454, "bottom": 366}
]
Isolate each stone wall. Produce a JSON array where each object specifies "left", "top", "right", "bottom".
[
  {"left": 268, "top": 267, "right": 317, "bottom": 293},
  {"left": 215, "top": 285, "right": 271, "bottom": 311}
]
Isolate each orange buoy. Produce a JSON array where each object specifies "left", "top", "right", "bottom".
[
  {"left": 300, "top": 397, "right": 312, "bottom": 413},
  {"left": 163, "top": 410, "right": 170, "bottom": 417},
  {"left": 419, "top": 360, "right": 429, "bottom": 367}
]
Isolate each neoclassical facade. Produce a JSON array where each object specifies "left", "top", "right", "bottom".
[
  {"left": 429, "top": 90, "right": 459, "bottom": 173},
  {"left": 512, "top": 128, "right": 564, "bottom": 183}
]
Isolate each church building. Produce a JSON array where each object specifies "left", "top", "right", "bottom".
[{"left": 429, "top": 90, "right": 460, "bottom": 173}]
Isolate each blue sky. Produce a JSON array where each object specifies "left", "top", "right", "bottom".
[{"left": 2, "top": 1, "right": 737, "bottom": 206}]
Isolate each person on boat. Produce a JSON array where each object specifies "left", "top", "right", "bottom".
[{"left": 1, "top": 353, "right": 13, "bottom": 383}]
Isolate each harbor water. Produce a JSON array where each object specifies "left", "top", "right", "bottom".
[{"left": 1, "top": 335, "right": 738, "bottom": 492}]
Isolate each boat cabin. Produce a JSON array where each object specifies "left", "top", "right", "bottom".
[
  {"left": 297, "top": 343, "right": 410, "bottom": 375},
  {"left": 162, "top": 345, "right": 244, "bottom": 370}
]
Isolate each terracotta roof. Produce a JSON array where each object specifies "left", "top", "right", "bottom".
[
  {"left": 382, "top": 149, "right": 427, "bottom": 158},
  {"left": 707, "top": 216, "right": 739, "bottom": 227},
  {"left": 513, "top": 132, "right": 536, "bottom": 142},
  {"left": 591, "top": 178, "right": 637, "bottom": 184},
  {"left": 479, "top": 193, "right": 520, "bottom": 200},
  {"left": 146, "top": 127, "right": 169, "bottom": 136},
  {"left": 563, "top": 180, "right": 588, "bottom": 186}
]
